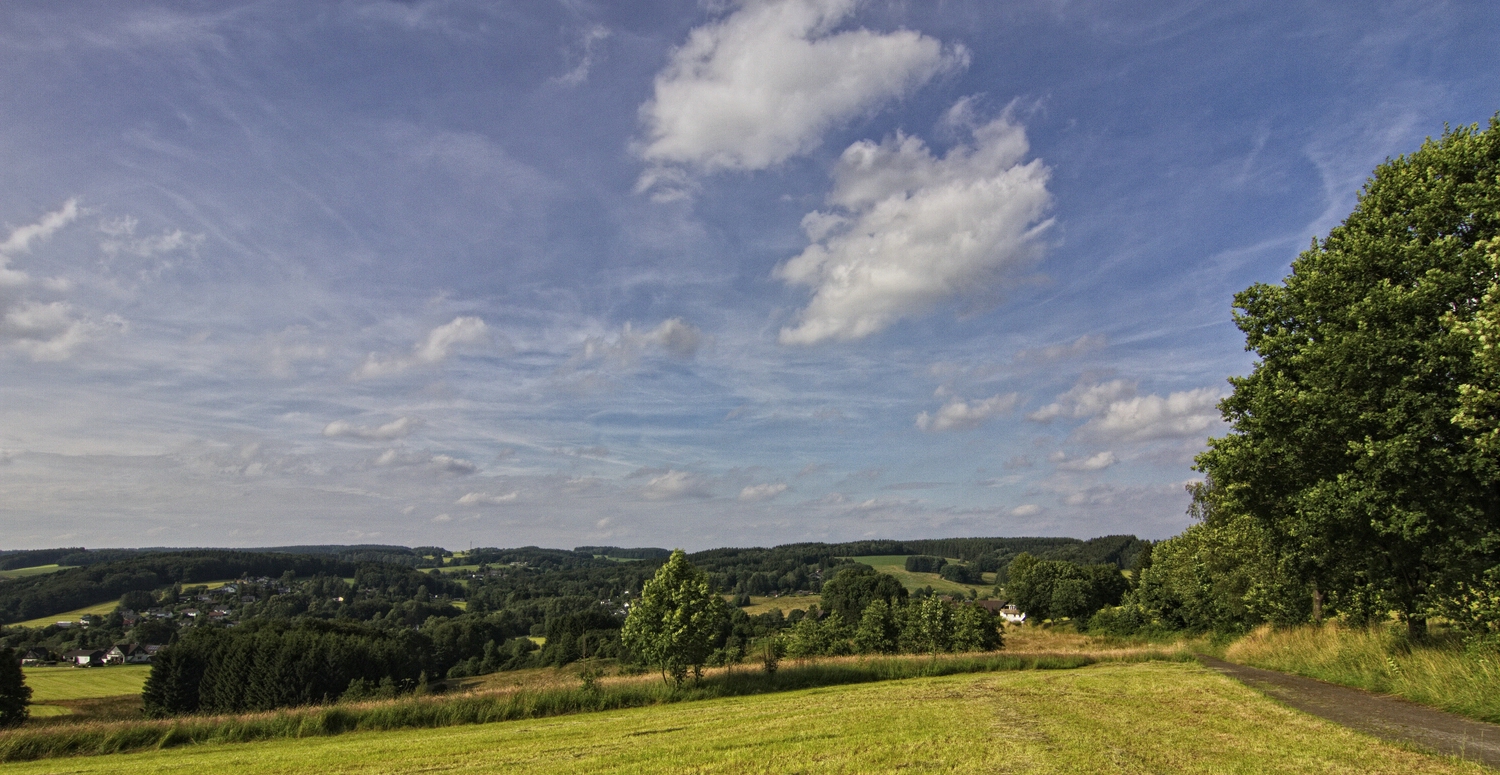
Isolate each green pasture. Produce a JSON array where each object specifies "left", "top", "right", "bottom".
[
  {"left": 23, "top": 665, "right": 152, "bottom": 702},
  {"left": 0, "top": 565, "right": 73, "bottom": 580},
  {"left": 0, "top": 662, "right": 1482, "bottom": 774},
  {"left": 847, "top": 555, "right": 988, "bottom": 597},
  {"left": 10, "top": 601, "right": 119, "bottom": 629},
  {"left": 729, "top": 594, "right": 821, "bottom": 616}
]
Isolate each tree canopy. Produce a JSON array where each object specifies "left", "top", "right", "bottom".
[
  {"left": 1197, "top": 116, "right": 1500, "bottom": 636},
  {"left": 620, "top": 550, "right": 729, "bottom": 686}
]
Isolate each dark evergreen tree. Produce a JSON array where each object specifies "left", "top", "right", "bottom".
[{"left": 0, "top": 646, "right": 31, "bottom": 728}]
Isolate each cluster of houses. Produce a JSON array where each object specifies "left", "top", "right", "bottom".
[{"left": 18, "top": 643, "right": 164, "bottom": 667}]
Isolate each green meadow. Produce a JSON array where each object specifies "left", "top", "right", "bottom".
[
  {"left": 847, "top": 555, "right": 990, "bottom": 597},
  {"left": 24, "top": 666, "right": 152, "bottom": 703},
  {"left": 0, "top": 565, "right": 73, "bottom": 581},
  {"left": 0, "top": 662, "right": 1483, "bottom": 774},
  {"left": 11, "top": 601, "right": 119, "bottom": 629}
]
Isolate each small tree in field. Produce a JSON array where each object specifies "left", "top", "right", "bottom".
[
  {"left": 0, "top": 646, "right": 32, "bottom": 728},
  {"left": 621, "top": 550, "right": 729, "bottom": 686}
]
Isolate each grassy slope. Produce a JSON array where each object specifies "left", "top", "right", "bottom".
[
  {"left": 0, "top": 662, "right": 1483, "bottom": 774},
  {"left": 848, "top": 555, "right": 986, "bottom": 597},
  {"left": 0, "top": 565, "right": 74, "bottom": 580},
  {"left": 11, "top": 601, "right": 119, "bottom": 629},
  {"left": 1226, "top": 623, "right": 1500, "bottom": 723},
  {"left": 24, "top": 666, "right": 152, "bottom": 702}
]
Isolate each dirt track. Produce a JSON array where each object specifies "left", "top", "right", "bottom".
[{"left": 1199, "top": 655, "right": 1500, "bottom": 768}]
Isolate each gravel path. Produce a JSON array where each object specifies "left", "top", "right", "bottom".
[{"left": 1199, "top": 655, "right": 1500, "bottom": 769}]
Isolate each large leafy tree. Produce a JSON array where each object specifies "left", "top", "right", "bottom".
[
  {"left": 621, "top": 550, "right": 729, "bottom": 686},
  {"left": 1198, "top": 117, "right": 1500, "bottom": 636},
  {"left": 819, "top": 564, "right": 908, "bottom": 623},
  {"left": 0, "top": 646, "right": 31, "bottom": 728}
]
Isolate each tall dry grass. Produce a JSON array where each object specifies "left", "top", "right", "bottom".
[{"left": 1225, "top": 623, "right": 1500, "bottom": 722}]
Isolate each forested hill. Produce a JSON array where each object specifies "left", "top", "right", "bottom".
[
  {"left": 0, "top": 551, "right": 359, "bottom": 624},
  {"left": 0, "top": 535, "right": 1145, "bottom": 625}
]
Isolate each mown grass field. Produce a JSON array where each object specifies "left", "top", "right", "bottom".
[
  {"left": 11, "top": 601, "right": 119, "bottom": 629},
  {"left": 0, "top": 662, "right": 1484, "bottom": 774},
  {"left": 23, "top": 665, "right": 152, "bottom": 702},
  {"left": 848, "top": 555, "right": 990, "bottom": 597},
  {"left": 0, "top": 565, "right": 73, "bottom": 580}
]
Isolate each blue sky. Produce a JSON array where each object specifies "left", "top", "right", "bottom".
[{"left": 1, "top": 0, "right": 1496, "bottom": 551}]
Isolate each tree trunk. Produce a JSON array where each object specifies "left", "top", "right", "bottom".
[
  {"left": 1407, "top": 615, "right": 1427, "bottom": 640},
  {"left": 1311, "top": 582, "right": 1323, "bottom": 625}
]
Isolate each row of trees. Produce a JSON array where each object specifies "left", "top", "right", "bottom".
[
  {"left": 142, "top": 620, "right": 431, "bottom": 715},
  {"left": 622, "top": 553, "right": 1005, "bottom": 685}
]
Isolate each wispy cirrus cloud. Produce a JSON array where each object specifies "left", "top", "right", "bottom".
[
  {"left": 456, "top": 491, "right": 518, "bottom": 505},
  {"left": 323, "top": 416, "right": 423, "bottom": 441},
  {"left": 738, "top": 482, "right": 788, "bottom": 502},
  {"left": 354, "top": 316, "right": 490, "bottom": 379}
]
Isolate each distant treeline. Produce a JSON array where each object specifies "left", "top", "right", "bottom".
[
  {"left": 0, "top": 552, "right": 359, "bottom": 624},
  {"left": 574, "top": 546, "right": 673, "bottom": 560}
]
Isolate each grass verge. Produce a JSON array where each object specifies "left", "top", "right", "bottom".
[
  {"left": 0, "top": 651, "right": 1176, "bottom": 763},
  {"left": 1225, "top": 623, "right": 1500, "bottom": 723}
]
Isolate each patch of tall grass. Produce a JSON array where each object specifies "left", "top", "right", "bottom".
[
  {"left": 1225, "top": 623, "right": 1500, "bottom": 722},
  {"left": 0, "top": 650, "right": 1191, "bottom": 763}
]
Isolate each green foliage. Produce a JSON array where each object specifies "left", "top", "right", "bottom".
[
  {"left": 1198, "top": 116, "right": 1500, "bottom": 635},
  {"left": 1005, "top": 554, "right": 1128, "bottom": 621},
  {"left": 904, "top": 555, "right": 947, "bottom": 574},
  {"left": 949, "top": 603, "right": 1003, "bottom": 652},
  {"left": 818, "top": 565, "right": 908, "bottom": 623},
  {"left": 620, "top": 550, "right": 730, "bottom": 686},
  {"left": 142, "top": 621, "right": 429, "bottom": 716},
  {"left": 0, "top": 646, "right": 31, "bottom": 728},
  {"left": 853, "top": 598, "right": 900, "bottom": 654}
]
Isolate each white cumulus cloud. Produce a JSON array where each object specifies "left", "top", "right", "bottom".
[
  {"left": 1010, "top": 504, "right": 1041, "bottom": 517},
  {"left": 354, "top": 316, "right": 489, "bottom": 379},
  {"left": 777, "top": 114, "right": 1052, "bottom": 344},
  {"left": 1029, "top": 380, "right": 1226, "bottom": 442},
  {"left": 636, "top": 0, "right": 965, "bottom": 195},
  {"left": 1055, "top": 451, "right": 1119, "bottom": 471},
  {"left": 915, "top": 392, "right": 1019, "bottom": 432},
  {"left": 739, "top": 482, "right": 788, "bottom": 502},
  {"left": 1085, "top": 387, "right": 1225, "bottom": 442},
  {"left": 323, "top": 416, "right": 423, "bottom": 440},
  {"left": 1026, "top": 379, "right": 1136, "bottom": 423},
  {"left": 0, "top": 198, "right": 79, "bottom": 256}
]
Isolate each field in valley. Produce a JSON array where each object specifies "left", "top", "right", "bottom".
[
  {"left": 0, "top": 661, "right": 1486, "bottom": 774},
  {"left": 24, "top": 665, "right": 152, "bottom": 703},
  {"left": 11, "top": 601, "right": 120, "bottom": 629},
  {"left": 0, "top": 565, "right": 73, "bottom": 581},
  {"left": 847, "top": 555, "right": 992, "bottom": 597}
]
